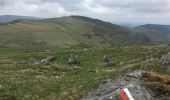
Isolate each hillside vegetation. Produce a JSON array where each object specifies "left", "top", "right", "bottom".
[
  {"left": 0, "top": 45, "right": 169, "bottom": 100},
  {"left": 0, "top": 16, "right": 150, "bottom": 48},
  {"left": 133, "top": 24, "right": 170, "bottom": 44}
]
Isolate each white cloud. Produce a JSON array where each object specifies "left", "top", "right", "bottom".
[{"left": 0, "top": 0, "right": 170, "bottom": 24}]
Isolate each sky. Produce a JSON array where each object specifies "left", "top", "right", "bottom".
[{"left": 0, "top": 0, "right": 170, "bottom": 25}]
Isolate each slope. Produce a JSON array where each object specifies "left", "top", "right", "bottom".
[
  {"left": 0, "top": 16, "right": 150, "bottom": 48},
  {"left": 133, "top": 24, "right": 170, "bottom": 44}
]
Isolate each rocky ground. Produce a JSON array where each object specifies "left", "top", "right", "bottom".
[
  {"left": 83, "top": 45, "right": 170, "bottom": 100},
  {"left": 82, "top": 70, "right": 170, "bottom": 100},
  {"left": 0, "top": 45, "right": 170, "bottom": 100}
]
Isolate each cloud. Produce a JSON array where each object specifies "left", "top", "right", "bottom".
[{"left": 0, "top": 0, "right": 170, "bottom": 24}]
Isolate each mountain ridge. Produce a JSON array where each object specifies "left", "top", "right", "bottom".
[
  {"left": 0, "top": 15, "right": 150, "bottom": 48},
  {"left": 0, "top": 15, "right": 41, "bottom": 23},
  {"left": 0, "top": 15, "right": 169, "bottom": 48},
  {"left": 133, "top": 24, "right": 170, "bottom": 44}
]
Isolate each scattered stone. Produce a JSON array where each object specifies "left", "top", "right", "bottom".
[
  {"left": 119, "top": 62, "right": 125, "bottom": 66},
  {"left": 82, "top": 48, "right": 88, "bottom": 52},
  {"left": 40, "top": 59, "right": 50, "bottom": 65},
  {"left": 102, "top": 55, "right": 109, "bottom": 63},
  {"left": 40, "top": 56, "right": 55, "bottom": 65},
  {"left": 101, "top": 55, "right": 115, "bottom": 67},
  {"left": 67, "top": 54, "right": 80, "bottom": 65},
  {"left": 67, "top": 59, "right": 80, "bottom": 65}
]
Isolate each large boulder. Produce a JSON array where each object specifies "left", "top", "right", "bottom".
[{"left": 82, "top": 70, "right": 157, "bottom": 100}]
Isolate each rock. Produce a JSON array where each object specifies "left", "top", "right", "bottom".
[
  {"left": 40, "top": 59, "right": 50, "bottom": 65},
  {"left": 82, "top": 48, "right": 88, "bottom": 52},
  {"left": 158, "top": 52, "right": 170, "bottom": 72},
  {"left": 127, "top": 70, "right": 146, "bottom": 78},
  {"left": 67, "top": 55, "right": 80, "bottom": 65},
  {"left": 159, "top": 52, "right": 170, "bottom": 65},
  {"left": 40, "top": 56, "right": 55, "bottom": 65},
  {"left": 119, "top": 62, "right": 125, "bottom": 66},
  {"left": 67, "top": 59, "right": 80, "bottom": 65},
  {"left": 101, "top": 55, "right": 115, "bottom": 67},
  {"left": 82, "top": 70, "right": 157, "bottom": 100},
  {"left": 145, "top": 58, "right": 159, "bottom": 65},
  {"left": 102, "top": 55, "right": 109, "bottom": 63},
  {"left": 87, "top": 69, "right": 97, "bottom": 73}
]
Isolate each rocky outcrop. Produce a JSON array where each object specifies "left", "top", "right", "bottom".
[
  {"left": 16, "top": 56, "right": 56, "bottom": 65},
  {"left": 82, "top": 70, "right": 157, "bottom": 100},
  {"left": 159, "top": 52, "right": 170, "bottom": 65}
]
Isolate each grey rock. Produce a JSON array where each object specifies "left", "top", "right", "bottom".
[
  {"left": 102, "top": 55, "right": 109, "bottom": 63},
  {"left": 127, "top": 70, "right": 146, "bottom": 78},
  {"left": 40, "top": 59, "right": 50, "bottom": 65},
  {"left": 159, "top": 52, "right": 170, "bottom": 65},
  {"left": 40, "top": 56, "right": 55, "bottom": 65},
  {"left": 101, "top": 55, "right": 115, "bottom": 67},
  {"left": 82, "top": 70, "right": 157, "bottom": 100},
  {"left": 67, "top": 55, "right": 80, "bottom": 65},
  {"left": 145, "top": 58, "right": 159, "bottom": 65}
]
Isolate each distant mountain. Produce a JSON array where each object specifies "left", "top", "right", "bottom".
[
  {"left": 0, "top": 15, "right": 150, "bottom": 48},
  {"left": 133, "top": 24, "right": 170, "bottom": 44},
  {"left": 119, "top": 23, "right": 141, "bottom": 27},
  {"left": 0, "top": 15, "right": 40, "bottom": 23},
  {"left": 138, "top": 24, "right": 170, "bottom": 34}
]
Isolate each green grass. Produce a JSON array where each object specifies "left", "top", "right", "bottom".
[
  {"left": 0, "top": 46, "right": 168, "bottom": 100},
  {"left": 0, "top": 16, "right": 150, "bottom": 48}
]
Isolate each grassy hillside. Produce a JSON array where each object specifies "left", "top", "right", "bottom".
[
  {"left": 133, "top": 24, "right": 170, "bottom": 44},
  {"left": 0, "top": 46, "right": 169, "bottom": 100},
  {"left": 0, "top": 16, "right": 150, "bottom": 48}
]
